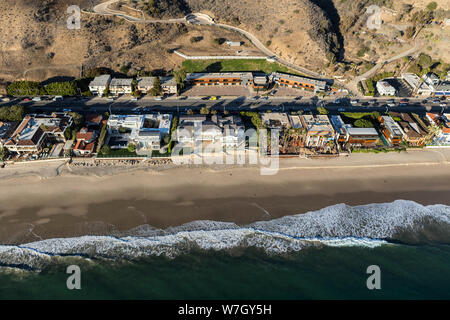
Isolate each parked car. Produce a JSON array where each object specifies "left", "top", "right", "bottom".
[
  {"left": 131, "top": 97, "right": 138, "bottom": 101},
  {"left": 387, "top": 103, "right": 396, "bottom": 107},
  {"left": 350, "top": 99, "right": 358, "bottom": 105},
  {"left": 440, "top": 103, "right": 447, "bottom": 107},
  {"left": 53, "top": 96, "right": 63, "bottom": 101},
  {"left": 399, "top": 99, "right": 409, "bottom": 103},
  {"left": 155, "top": 97, "right": 163, "bottom": 101},
  {"left": 209, "top": 96, "right": 217, "bottom": 101},
  {"left": 23, "top": 98, "right": 31, "bottom": 102},
  {"left": 32, "top": 97, "right": 41, "bottom": 102}
]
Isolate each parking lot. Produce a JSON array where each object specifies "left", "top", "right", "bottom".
[
  {"left": 182, "top": 85, "right": 251, "bottom": 97},
  {"left": 269, "top": 87, "right": 317, "bottom": 98},
  {"left": 383, "top": 78, "right": 413, "bottom": 97}
]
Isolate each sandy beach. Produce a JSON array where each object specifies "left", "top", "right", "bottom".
[{"left": 0, "top": 149, "right": 450, "bottom": 244}]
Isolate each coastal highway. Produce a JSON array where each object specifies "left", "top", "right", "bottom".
[{"left": 1, "top": 96, "right": 448, "bottom": 115}]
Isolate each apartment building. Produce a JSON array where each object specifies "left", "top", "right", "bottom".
[
  {"left": 89, "top": 75, "right": 112, "bottom": 96},
  {"left": 271, "top": 72, "right": 327, "bottom": 93},
  {"left": 185, "top": 73, "right": 253, "bottom": 86},
  {"left": 136, "top": 77, "right": 155, "bottom": 94},
  {"left": 109, "top": 78, "right": 133, "bottom": 96},
  {"left": 137, "top": 77, "right": 178, "bottom": 95},
  {"left": 160, "top": 76, "right": 178, "bottom": 95},
  {"left": 401, "top": 73, "right": 421, "bottom": 92},
  {"left": 376, "top": 80, "right": 396, "bottom": 96}
]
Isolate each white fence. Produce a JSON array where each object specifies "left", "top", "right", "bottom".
[{"left": 174, "top": 51, "right": 267, "bottom": 60}]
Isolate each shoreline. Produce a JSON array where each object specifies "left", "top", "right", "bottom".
[{"left": 1, "top": 149, "right": 450, "bottom": 244}]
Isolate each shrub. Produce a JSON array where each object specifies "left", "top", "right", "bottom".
[
  {"left": 45, "top": 81, "right": 77, "bottom": 96},
  {"left": 0, "top": 105, "right": 27, "bottom": 121},
  {"left": 354, "top": 119, "right": 373, "bottom": 128},
  {"left": 317, "top": 106, "right": 329, "bottom": 115},
  {"left": 7, "top": 81, "right": 45, "bottom": 96},
  {"left": 426, "top": 2, "right": 437, "bottom": 11}
]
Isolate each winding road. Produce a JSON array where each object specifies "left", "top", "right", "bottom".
[
  {"left": 91, "top": 1, "right": 329, "bottom": 81},
  {"left": 91, "top": 1, "right": 425, "bottom": 97},
  {"left": 347, "top": 39, "right": 423, "bottom": 94}
]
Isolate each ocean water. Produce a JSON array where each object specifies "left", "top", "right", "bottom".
[{"left": 0, "top": 200, "right": 449, "bottom": 299}]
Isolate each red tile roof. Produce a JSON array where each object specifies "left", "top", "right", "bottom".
[{"left": 76, "top": 131, "right": 94, "bottom": 142}]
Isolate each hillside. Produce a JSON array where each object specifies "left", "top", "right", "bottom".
[{"left": 0, "top": 0, "right": 448, "bottom": 85}]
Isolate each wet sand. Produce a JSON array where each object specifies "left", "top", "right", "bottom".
[{"left": 1, "top": 150, "right": 450, "bottom": 244}]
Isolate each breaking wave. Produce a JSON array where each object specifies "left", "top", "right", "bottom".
[{"left": 0, "top": 200, "right": 449, "bottom": 271}]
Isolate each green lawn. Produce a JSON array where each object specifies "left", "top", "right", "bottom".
[
  {"left": 97, "top": 148, "right": 138, "bottom": 157},
  {"left": 181, "top": 59, "right": 306, "bottom": 76}
]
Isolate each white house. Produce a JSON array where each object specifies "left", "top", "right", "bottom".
[
  {"left": 177, "top": 115, "right": 245, "bottom": 150},
  {"left": 376, "top": 80, "right": 396, "bottom": 96},
  {"left": 89, "top": 75, "right": 112, "bottom": 96},
  {"left": 107, "top": 114, "right": 172, "bottom": 154}
]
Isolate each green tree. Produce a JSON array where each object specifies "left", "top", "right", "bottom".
[
  {"left": 317, "top": 106, "right": 329, "bottom": 115},
  {"left": 7, "top": 81, "right": 45, "bottom": 96},
  {"left": 163, "top": 134, "right": 170, "bottom": 145},
  {"left": 45, "top": 81, "right": 77, "bottom": 96},
  {"left": 426, "top": 2, "right": 437, "bottom": 11},
  {"left": 200, "top": 107, "right": 210, "bottom": 115},
  {"left": 127, "top": 143, "right": 136, "bottom": 153},
  {"left": 0, "top": 147, "right": 8, "bottom": 161},
  {"left": 96, "top": 123, "right": 108, "bottom": 153},
  {"left": 149, "top": 77, "right": 162, "bottom": 96},
  {"left": 100, "top": 145, "right": 111, "bottom": 155},
  {"left": 354, "top": 119, "right": 373, "bottom": 128},
  {"left": 0, "top": 105, "right": 27, "bottom": 121},
  {"left": 173, "top": 68, "right": 187, "bottom": 94},
  {"left": 120, "top": 65, "right": 130, "bottom": 75},
  {"left": 418, "top": 53, "right": 433, "bottom": 69}
]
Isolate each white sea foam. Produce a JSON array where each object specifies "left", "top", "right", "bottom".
[{"left": 0, "top": 200, "right": 449, "bottom": 270}]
